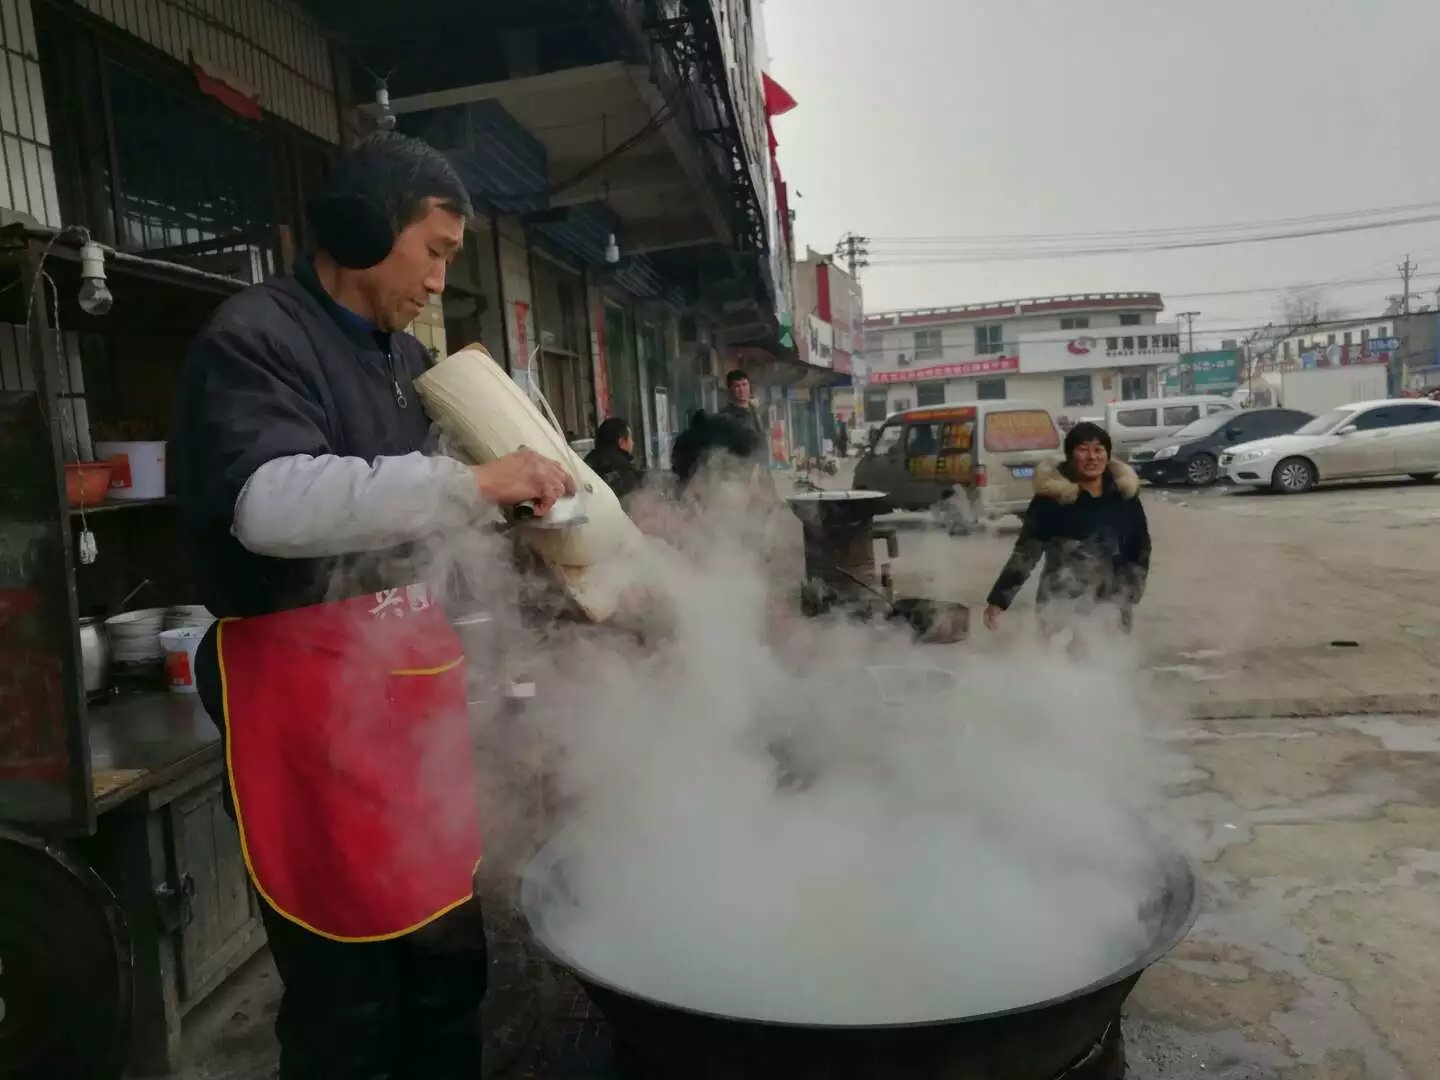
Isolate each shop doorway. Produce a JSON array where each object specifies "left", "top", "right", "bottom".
[
  {"left": 442, "top": 219, "right": 504, "bottom": 361},
  {"left": 604, "top": 302, "right": 643, "bottom": 440},
  {"left": 532, "top": 255, "right": 594, "bottom": 439}
]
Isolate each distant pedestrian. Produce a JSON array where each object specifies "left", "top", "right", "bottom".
[
  {"left": 835, "top": 424, "right": 849, "bottom": 458},
  {"left": 584, "top": 417, "right": 644, "bottom": 501},
  {"left": 983, "top": 421, "right": 1150, "bottom": 639}
]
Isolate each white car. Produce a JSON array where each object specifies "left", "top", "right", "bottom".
[{"left": 1220, "top": 399, "right": 1440, "bottom": 494}]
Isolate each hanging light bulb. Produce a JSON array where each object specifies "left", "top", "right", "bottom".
[
  {"left": 604, "top": 233, "right": 620, "bottom": 265},
  {"left": 78, "top": 241, "right": 113, "bottom": 317},
  {"left": 375, "top": 82, "right": 397, "bottom": 131}
]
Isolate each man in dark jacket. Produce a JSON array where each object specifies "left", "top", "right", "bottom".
[
  {"left": 585, "top": 417, "right": 644, "bottom": 501},
  {"left": 176, "top": 132, "right": 571, "bottom": 1080},
  {"left": 983, "top": 422, "right": 1150, "bottom": 637},
  {"left": 670, "top": 410, "right": 711, "bottom": 490},
  {"left": 715, "top": 368, "right": 767, "bottom": 460}
]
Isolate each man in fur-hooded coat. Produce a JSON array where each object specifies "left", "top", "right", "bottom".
[{"left": 985, "top": 422, "right": 1151, "bottom": 634}]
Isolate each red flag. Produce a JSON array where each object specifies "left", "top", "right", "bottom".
[{"left": 762, "top": 73, "right": 798, "bottom": 117}]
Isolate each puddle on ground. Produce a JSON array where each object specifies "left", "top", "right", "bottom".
[
  {"left": 1164, "top": 728, "right": 1319, "bottom": 743},
  {"left": 1336, "top": 716, "right": 1440, "bottom": 753},
  {"left": 1149, "top": 663, "right": 1227, "bottom": 682}
]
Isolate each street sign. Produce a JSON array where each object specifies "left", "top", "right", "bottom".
[
  {"left": 1164, "top": 349, "right": 1240, "bottom": 391},
  {"left": 1366, "top": 337, "right": 1400, "bottom": 354}
]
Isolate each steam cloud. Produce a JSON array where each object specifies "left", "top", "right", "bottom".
[{"left": 428, "top": 475, "right": 1178, "bottom": 1025}]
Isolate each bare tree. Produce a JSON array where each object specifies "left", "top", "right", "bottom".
[
  {"left": 1276, "top": 288, "right": 1342, "bottom": 329},
  {"left": 1244, "top": 290, "right": 1346, "bottom": 377}
]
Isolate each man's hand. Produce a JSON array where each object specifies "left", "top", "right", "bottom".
[
  {"left": 472, "top": 450, "right": 575, "bottom": 515},
  {"left": 983, "top": 604, "right": 1003, "bottom": 632}
]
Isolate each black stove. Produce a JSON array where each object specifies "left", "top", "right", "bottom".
[
  {"left": 486, "top": 911, "right": 1127, "bottom": 1080},
  {"left": 495, "top": 979, "right": 1127, "bottom": 1080}
]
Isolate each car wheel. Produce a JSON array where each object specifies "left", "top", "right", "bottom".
[
  {"left": 1409, "top": 473, "right": 1438, "bottom": 483},
  {"left": 1272, "top": 457, "right": 1316, "bottom": 494},
  {"left": 1185, "top": 453, "right": 1218, "bottom": 486}
]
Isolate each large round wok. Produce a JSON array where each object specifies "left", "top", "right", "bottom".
[{"left": 520, "top": 844, "right": 1200, "bottom": 1080}]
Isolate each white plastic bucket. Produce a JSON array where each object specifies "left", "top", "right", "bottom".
[
  {"left": 158, "top": 626, "right": 206, "bottom": 694},
  {"left": 95, "top": 440, "right": 167, "bottom": 501}
]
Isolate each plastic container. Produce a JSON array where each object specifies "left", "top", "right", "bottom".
[
  {"left": 95, "top": 440, "right": 166, "bottom": 501},
  {"left": 158, "top": 626, "right": 206, "bottom": 694},
  {"left": 163, "top": 605, "right": 214, "bottom": 632},
  {"left": 65, "top": 462, "right": 113, "bottom": 507}
]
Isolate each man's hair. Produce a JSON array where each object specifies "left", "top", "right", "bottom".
[
  {"left": 331, "top": 132, "right": 473, "bottom": 234},
  {"left": 725, "top": 369, "right": 749, "bottom": 387},
  {"left": 1064, "top": 420, "right": 1112, "bottom": 460},
  {"left": 595, "top": 417, "right": 631, "bottom": 449}
]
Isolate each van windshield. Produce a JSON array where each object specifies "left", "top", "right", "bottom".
[{"left": 985, "top": 410, "right": 1061, "bottom": 452}]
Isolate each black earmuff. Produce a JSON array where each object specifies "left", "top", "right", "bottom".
[{"left": 307, "top": 191, "right": 395, "bottom": 271}]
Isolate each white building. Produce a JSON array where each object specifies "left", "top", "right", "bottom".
[
  {"left": 860, "top": 292, "right": 1180, "bottom": 426},
  {"left": 1264, "top": 316, "right": 1400, "bottom": 371}
]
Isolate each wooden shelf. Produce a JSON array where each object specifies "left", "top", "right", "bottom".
[{"left": 69, "top": 496, "right": 176, "bottom": 516}]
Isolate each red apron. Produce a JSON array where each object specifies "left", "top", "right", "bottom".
[{"left": 218, "top": 584, "right": 482, "bottom": 942}]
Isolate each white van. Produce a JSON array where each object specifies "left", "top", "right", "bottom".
[
  {"left": 854, "top": 400, "right": 1062, "bottom": 519},
  {"left": 1105, "top": 396, "right": 1237, "bottom": 460}
]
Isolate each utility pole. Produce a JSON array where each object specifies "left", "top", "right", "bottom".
[
  {"left": 1174, "top": 312, "right": 1201, "bottom": 393},
  {"left": 1396, "top": 254, "right": 1418, "bottom": 316},
  {"left": 836, "top": 233, "right": 870, "bottom": 278},
  {"left": 1178, "top": 311, "right": 1200, "bottom": 354}
]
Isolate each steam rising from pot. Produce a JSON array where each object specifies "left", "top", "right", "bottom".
[{"left": 437, "top": 477, "right": 1177, "bottom": 1025}]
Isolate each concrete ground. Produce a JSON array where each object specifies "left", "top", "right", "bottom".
[{"left": 163, "top": 473, "right": 1440, "bottom": 1079}]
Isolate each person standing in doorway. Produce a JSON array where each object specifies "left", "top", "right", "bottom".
[
  {"left": 177, "top": 132, "right": 572, "bottom": 1080},
  {"left": 983, "top": 422, "right": 1150, "bottom": 639}
]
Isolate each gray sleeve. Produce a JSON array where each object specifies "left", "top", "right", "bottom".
[{"left": 233, "top": 452, "right": 485, "bottom": 558}]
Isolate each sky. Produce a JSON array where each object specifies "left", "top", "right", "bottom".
[{"left": 760, "top": 0, "right": 1440, "bottom": 347}]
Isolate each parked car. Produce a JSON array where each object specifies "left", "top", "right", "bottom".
[
  {"left": 1105, "top": 396, "right": 1237, "bottom": 460},
  {"left": 854, "top": 400, "right": 1061, "bottom": 518},
  {"left": 1220, "top": 399, "right": 1440, "bottom": 494},
  {"left": 1132, "top": 408, "right": 1313, "bottom": 486}
]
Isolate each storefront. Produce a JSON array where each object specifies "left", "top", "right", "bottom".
[
  {"left": 441, "top": 217, "right": 506, "bottom": 363},
  {"left": 637, "top": 317, "right": 665, "bottom": 467},
  {"left": 0, "top": 229, "right": 265, "bottom": 1076},
  {"left": 788, "top": 386, "right": 818, "bottom": 459},
  {"left": 603, "top": 299, "right": 644, "bottom": 454},
  {"left": 530, "top": 248, "right": 595, "bottom": 440}
]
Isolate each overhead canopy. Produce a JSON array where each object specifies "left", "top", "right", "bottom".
[{"left": 390, "top": 62, "right": 729, "bottom": 258}]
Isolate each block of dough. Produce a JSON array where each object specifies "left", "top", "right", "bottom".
[{"left": 416, "top": 344, "right": 648, "bottom": 621}]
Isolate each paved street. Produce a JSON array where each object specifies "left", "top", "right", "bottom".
[
  {"left": 169, "top": 471, "right": 1440, "bottom": 1080},
  {"left": 889, "top": 476, "right": 1440, "bottom": 715},
  {"left": 875, "top": 472, "right": 1440, "bottom": 1079}
]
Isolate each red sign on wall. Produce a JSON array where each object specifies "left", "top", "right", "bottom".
[
  {"left": 514, "top": 301, "right": 530, "bottom": 369},
  {"left": 592, "top": 295, "right": 611, "bottom": 418},
  {"left": 869, "top": 356, "right": 1019, "bottom": 385}
]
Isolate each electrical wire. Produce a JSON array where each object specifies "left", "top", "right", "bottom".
[
  {"left": 1166, "top": 271, "right": 1440, "bottom": 301},
  {"left": 547, "top": 89, "right": 683, "bottom": 199},
  {"left": 865, "top": 199, "right": 1440, "bottom": 245},
  {"left": 862, "top": 213, "right": 1440, "bottom": 265}
]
